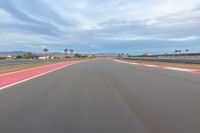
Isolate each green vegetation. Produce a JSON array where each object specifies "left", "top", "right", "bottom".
[
  {"left": 74, "top": 54, "right": 88, "bottom": 58},
  {"left": 70, "top": 49, "right": 74, "bottom": 55},
  {"left": 64, "top": 49, "right": 68, "bottom": 55},
  {"left": 16, "top": 55, "right": 23, "bottom": 59},
  {"left": 43, "top": 48, "right": 48, "bottom": 55}
]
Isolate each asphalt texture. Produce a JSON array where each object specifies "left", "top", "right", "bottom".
[{"left": 1, "top": 59, "right": 200, "bottom": 133}]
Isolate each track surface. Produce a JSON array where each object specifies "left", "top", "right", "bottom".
[{"left": 1, "top": 59, "right": 200, "bottom": 133}]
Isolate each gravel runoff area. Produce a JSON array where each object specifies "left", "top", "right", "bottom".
[{"left": 118, "top": 58, "right": 200, "bottom": 70}]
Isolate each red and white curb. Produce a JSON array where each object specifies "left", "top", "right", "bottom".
[
  {"left": 0, "top": 61, "right": 84, "bottom": 90},
  {"left": 113, "top": 59, "right": 200, "bottom": 74}
]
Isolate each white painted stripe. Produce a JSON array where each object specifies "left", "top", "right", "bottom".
[
  {"left": 163, "top": 67, "right": 192, "bottom": 72},
  {"left": 130, "top": 62, "right": 140, "bottom": 65},
  {"left": 143, "top": 64, "right": 158, "bottom": 67}
]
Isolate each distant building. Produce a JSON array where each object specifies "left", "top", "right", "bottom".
[
  {"left": 51, "top": 54, "right": 65, "bottom": 59},
  {"left": 38, "top": 55, "right": 61, "bottom": 59},
  {"left": 6, "top": 55, "right": 16, "bottom": 59},
  {"left": 23, "top": 52, "right": 39, "bottom": 59},
  {"left": 38, "top": 56, "right": 47, "bottom": 60},
  {"left": 143, "top": 53, "right": 153, "bottom": 57},
  {"left": 38, "top": 56, "right": 52, "bottom": 59}
]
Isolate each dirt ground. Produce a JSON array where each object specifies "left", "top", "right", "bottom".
[{"left": 119, "top": 59, "right": 200, "bottom": 70}]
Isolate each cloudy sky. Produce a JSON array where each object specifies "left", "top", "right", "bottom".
[{"left": 0, "top": 0, "right": 200, "bottom": 54}]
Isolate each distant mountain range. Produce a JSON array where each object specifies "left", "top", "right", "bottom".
[
  {"left": 0, "top": 51, "right": 28, "bottom": 56},
  {"left": 0, "top": 51, "right": 65, "bottom": 56},
  {"left": 0, "top": 51, "right": 119, "bottom": 57},
  {"left": 94, "top": 53, "right": 118, "bottom": 56}
]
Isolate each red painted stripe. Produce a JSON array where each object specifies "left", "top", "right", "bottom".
[
  {"left": 0, "top": 61, "right": 78, "bottom": 89},
  {"left": 191, "top": 70, "right": 200, "bottom": 73}
]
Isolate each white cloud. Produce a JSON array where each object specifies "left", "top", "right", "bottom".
[
  {"left": 106, "top": 35, "right": 200, "bottom": 42},
  {"left": 0, "top": 0, "right": 200, "bottom": 53},
  {"left": 0, "top": 9, "right": 22, "bottom": 24},
  {"left": 151, "top": 0, "right": 200, "bottom": 16}
]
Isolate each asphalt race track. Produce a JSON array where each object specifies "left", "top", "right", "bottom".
[{"left": 1, "top": 59, "right": 200, "bottom": 133}]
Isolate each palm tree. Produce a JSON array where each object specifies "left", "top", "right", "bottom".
[
  {"left": 174, "top": 50, "right": 178, "bottom": 57},
  {"left": 185, "top": 49, "right": 189, "bottom": 57},
  {"left": 43, "top": 48, "right": 48, "bottom": 56},
  {"left": 70, "top": 49, "right": 74, "bottom": 55},
  {"left": 64, "top": 49, "right": 68, "bottom": 57},
  {"left": 185, "top": 49, "right": 189, "bottom": 52}
]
